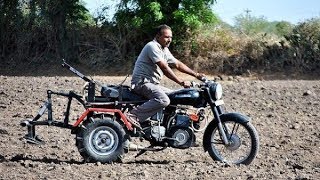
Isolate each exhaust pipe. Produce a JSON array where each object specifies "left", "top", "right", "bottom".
[
  {"left": 126, "top": 143, "right": 145, "bottom": 151},
  {"left": 124, "top": 140, "right": 145, "bottom": 151}
]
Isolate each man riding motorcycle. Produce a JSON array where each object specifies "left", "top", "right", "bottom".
[{"left": 125, "top": 24, "right": 205, "bottom": 129}]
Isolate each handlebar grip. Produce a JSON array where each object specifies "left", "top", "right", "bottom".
[{"left": 200, "top": 76, "right": 208, "bottom": 82}]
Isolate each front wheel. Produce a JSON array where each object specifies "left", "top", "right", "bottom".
[
  {"left": 76, "top": 118, "right": 125, "bottom": 163},
  {"left": 203, "top": 118, "right": 259, "bottom": 165}
]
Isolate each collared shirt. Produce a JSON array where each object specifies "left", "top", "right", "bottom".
[{"left": 131, "top": 39, "right": 177, "bottom": 85}]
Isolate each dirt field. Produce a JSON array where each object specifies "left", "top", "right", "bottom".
[{"left": 0, "top": 74, "right": 319, "bottom": 179}]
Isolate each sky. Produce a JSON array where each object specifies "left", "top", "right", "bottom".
[
  {"left": 83, "top": 0, "right": 320, "bottom": 25},
  {"left": 212, "top": 0, "right": 320, "bottom": 25}
]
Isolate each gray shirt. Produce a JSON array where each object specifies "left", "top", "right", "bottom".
[{"left": 131, "top": 40, "right": 177, "bottom": 85}]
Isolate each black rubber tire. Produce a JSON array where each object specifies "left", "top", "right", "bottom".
[
  {"left": 76, "top": 118, "right": 125, "bottom": 163},
  {"left": 203, "top": 120, "right": 259, "bottom": 165}
]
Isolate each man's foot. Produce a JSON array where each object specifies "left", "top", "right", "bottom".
[{"left": 124, "top": 112, "right": 142, "bottom": 130}]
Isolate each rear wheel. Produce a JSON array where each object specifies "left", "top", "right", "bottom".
[
  {"left": 204, "top": 120, "right": 259, "bottom": 165},
  {"left": 76, "top": 118, "right": 125, "bottom": 163}
]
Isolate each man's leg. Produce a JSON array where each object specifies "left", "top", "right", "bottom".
[{"left": 131, "top": 83, "right": 170, "bottom": 122}]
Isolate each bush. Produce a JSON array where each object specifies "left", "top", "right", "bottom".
[
  {"left": 285, "top": 18, "right": 320, "bottom": 71},
  {"left": 180, "top": 25, "right": 247, "bottom": 74},
  {"left": 182, "top": 23, "right": 300, "bottom": 75}
]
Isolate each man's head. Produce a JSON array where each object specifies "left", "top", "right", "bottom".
[{"left": 155, "top": 24, "right": 172, "bottom": 48}]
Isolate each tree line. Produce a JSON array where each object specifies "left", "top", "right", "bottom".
[{"left": 1, "top": 0, "right": 319, "bottom": 75}]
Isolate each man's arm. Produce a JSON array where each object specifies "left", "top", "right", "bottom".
[
  {"left": 172, "top": 60, "right": 202, "bottom": 79},
  {"left": 156, "top": 60, "right": 184, "bottom": 86}
]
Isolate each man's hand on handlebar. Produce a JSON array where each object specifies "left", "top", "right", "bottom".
[
  {"left": 180, "top": 73, "right": 207, "bottom": 88},
  {"left": 180, "top": 81, "right": 192, "bottom": 88},
  {"left": 195, "top": 73, "right": 207, "bottom": 82}
]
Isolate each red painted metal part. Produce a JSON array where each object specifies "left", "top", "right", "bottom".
[{"left": 73, "top": 108, "right": 133, "bottom": 130}]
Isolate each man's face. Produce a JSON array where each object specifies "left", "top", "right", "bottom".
[{"left": 157, "top": 29, "right": 172, "bottom": 48}]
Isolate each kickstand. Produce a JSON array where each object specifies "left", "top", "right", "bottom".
[
  {"left": 135, "top": 149, "right": 147, "bottom": 158},
  {"left": 135, "top": 145, "right": 167, "bottom": 158}
]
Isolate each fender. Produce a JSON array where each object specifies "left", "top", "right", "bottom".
[
  {"left": 220, "top": 112, "right": 251, "bottom": 123},
  {"left": 203, "top": 112, "right": 250, "bottom": 152},
  {"left": 73, "top": 108, "right": 134, "bottom": 131}
]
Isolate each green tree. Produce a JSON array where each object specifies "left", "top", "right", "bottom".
[
  {"left": 234, "top": 11, "right": 269, "bottom": 35},
  {"left": 0, "top": 0, "right": 91, "bottom": 62},
  {"left": 0, "top": 0, "right": 23, "bottom": 58},
  {"left": 275, "top": 21, "right": 293, "bottom": 37},
  {"left": 109, "top": 0, "right": 219, "bottom": 63},
  {"left": 41, "top": 0, "right": 90, "bottom": 59},
  {"left": 233, "top": 10, "right": 294, "bottom": 38},
  {"left": 114, "top": 0, "right": 218, "bottom": 40}
]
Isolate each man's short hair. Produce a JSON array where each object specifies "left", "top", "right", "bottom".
[{"left": 155, "top": 24, "right": 171, "bottom": 36}]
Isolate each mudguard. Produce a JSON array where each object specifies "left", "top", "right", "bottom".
[
  {"left": 202, "top": 112, "right": 250, "bottom": 152},
  {"left": 220, "top": 112, "right": 251, "bottom": 123}
]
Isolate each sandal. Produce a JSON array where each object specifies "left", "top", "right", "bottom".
[{"left": 124, "top": 112, "right": 142, "bottom": 130}]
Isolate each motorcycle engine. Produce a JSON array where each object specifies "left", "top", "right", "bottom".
[
  {"left": 143, "top": 124, "right": 167, "bottom": 143},
  {"left": 141, "top": 109, "right": 167, "bottom": 143},
  {"left": 167, "top": 112, "right": 195, "bottom": 149},
  {"left": 175, "top": 114, "right": 191, "bottom": 127},
  {"left": 151, "top": 126, "right": 166, "bottom": 140},
  {"left": 142, "top": 109, "right": 198, "bottom": 148}
]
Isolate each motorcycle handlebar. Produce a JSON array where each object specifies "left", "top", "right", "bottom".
[
  {"left": 200, "top": 76, "right": 209, "bottom": 83},
  {"left": 190, "top": 80, "right": 207, "bottom": 88},
  {"left": 190, "top": 76, "right": 215, "bottom": 88}
]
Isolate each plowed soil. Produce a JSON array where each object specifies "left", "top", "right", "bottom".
[{"left": 0, "top": 74, "right": 319, "bottom": 179}]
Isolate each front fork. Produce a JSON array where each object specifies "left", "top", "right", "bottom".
[{"left": 212, "top": 106, "right": 230, "bottom": 145}]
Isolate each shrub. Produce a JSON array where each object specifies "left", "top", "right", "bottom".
[
  {"left": 285, "top": 18, "right": 320, "bottom": 71},
  {"left": 183, "top": 24, "right": 297, "bottom": 75}
]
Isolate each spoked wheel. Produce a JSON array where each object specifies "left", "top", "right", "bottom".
[
  {"left": 76, "top": 118, "right": 125, "bottom": 163},
  {"left": 204, "top": 120, "right": 259, "bottom": 165}
]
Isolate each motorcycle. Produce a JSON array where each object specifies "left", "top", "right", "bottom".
[{"left": 20, "top": 60, "right": 259, "bottom": 165}]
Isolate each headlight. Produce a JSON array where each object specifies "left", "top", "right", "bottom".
[{"left": 209, "top": 82, "right": 223, "bottom": 100}]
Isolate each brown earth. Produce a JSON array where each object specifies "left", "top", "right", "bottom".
[{"left": 0, "top": 74, "right": 319, "bottom": 179}]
